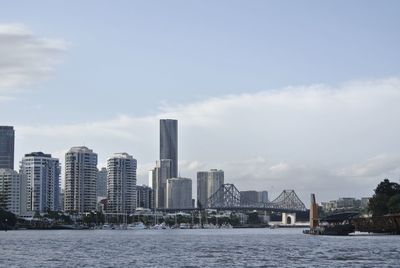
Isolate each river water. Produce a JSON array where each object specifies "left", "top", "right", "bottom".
[{"left": 1, "top": 228, "right": 400, "bottom": 267}]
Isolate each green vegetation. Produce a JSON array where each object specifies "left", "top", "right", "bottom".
[
  {"left": 43, "top": 211, "right": 73, "bottom": 224},
  {"left": 247, "top": 212, "right": 261, "bottom": 224},
  {"left": 0, "top": 208, "right": 17, "bottom": 230},
  {"left": 368, "top": 179, "right": 400, "bottom": 216},
  {"left": 82, "top": 211, "right": 105, "bottom": 226}
]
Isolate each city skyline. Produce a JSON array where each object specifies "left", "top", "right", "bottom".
[{"left": 1, "top": 1, "right": 400, "bottom": 202}]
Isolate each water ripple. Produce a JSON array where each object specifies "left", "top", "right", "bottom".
[{"left": 1, "top": 229, "right": 400, "bottom": 267}]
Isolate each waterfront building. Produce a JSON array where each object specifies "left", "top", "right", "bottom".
[
  {"left": 197, "top": 169, "right": 224, "bottom": 208},
  {"left": 166, "top": 177, "right": 192, "bottom": 209},
  {"left": 96, "top": 167, "right": 107, "bottom": 198},
  {"left": 136, "top": 185, "right": 154, "bottom": 209},
  {"left": 0, "top": 126, "right": 15, "bottom": 170},
  {"left": 337, "top": 197, "right": 357, "bottom": 209},
  {"left": 321, "top": 197, "right": 371, "bottom": 212},
  {"left": 64, "top": 146, "right": 98, "bottom": 214},
  {"left": 20, "top": 152, "right": 61, "bottom": 213},
  {"left": 321, "top": 200, "right": 338, "bottom": 212},
  {"left": 107, "top": 153, "right": 137, "bottom": 213},
  {"left": 160, "top": 119, "right": 178, "bottom": 178},
  {"left": 59, "top": 189, "right": 64, "bottom": 212},
  {"left": 0, "top": 169, "right": 26, "bottom": 215}
]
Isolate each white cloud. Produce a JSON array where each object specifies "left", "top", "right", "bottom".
[
  {"left": 0, "top": 23, "right": 66, "bottom": 93},
  {"left": 337, "top": 154, "right": 400, "bottom": 178},
  {"left": 14, "top": 77, "right": 400, "bottom": 202}
]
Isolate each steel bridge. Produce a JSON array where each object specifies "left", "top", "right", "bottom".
[
  {"left": 158, "top": 184, "right": 307, "bottom": 213},
  {"left": 206, "top": 184, "right": 307, "bottom": 212}
]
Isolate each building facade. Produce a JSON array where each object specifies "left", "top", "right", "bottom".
[
  {"left": 160, "top": 119, "right": 178, "bottom": 178},
  {"left": 166, "top": 177, "right": 192, "bottom": 209},
  {"left": 96, "top": 167, "right": 107, "bottom": 198},
  {"left": 136, "top": 185, "right": 154, "bottom": 209},
  {"left": 0, "top": 126, "right": 15, "bottom": 170},
  {"left": 240, "top": 191, "right": 259, "bottom": 205},
  {"left": 257, "top": 191, "right": 269, "bottom": 203},
  {"left": 152, "top": 159, "right": 172, "bottom": 209},
  {"left": 20, "top": 152, "right": 61, "bottom": 213},
  {"left": 197, "top": 169, "right": 224, "bottom": 208},
  {"left": 197, "top": 172, "right": 208, "bottom": 208},
  {"left": 64, "top": 146, "right": 98, "bottom": 214},
  {"left": 0, "top": 169, "right": 26, "bottom": 215},
  {"left": 59, "top": 189, "right": 64, "bottom": 212},
  {"left": 107, "top": 153, "right": 137, "bottom": 213}
]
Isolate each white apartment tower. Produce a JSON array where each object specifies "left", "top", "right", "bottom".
[
  {"left": 0, "top": 169, "right": 26, "bottom": 215},
  {"left": 107, "top": 153, "right": 137, "bottom": 213},
  {"left": 20, "top": 152, "right": 60, "bottom": 213},
  {"left": 65, "top": 146, "right": 98, "bottom": 214}
]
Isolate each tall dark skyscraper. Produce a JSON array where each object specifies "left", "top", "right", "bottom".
[
  {"left": 0, "top": 126, "right": 15, "bottom": 169},
  {"left": 160, "top": 119, "right": 178, "bottom": 178}
]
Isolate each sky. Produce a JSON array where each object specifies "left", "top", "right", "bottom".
[{"left": 1, "top": 1, "right": 400, "bottom": 203}]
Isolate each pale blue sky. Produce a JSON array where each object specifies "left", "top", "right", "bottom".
[
  {"left": 1, "top": 1, "right": 400, "bottom": 201},
  {"left": 2, "top": 0, "right": 400, "bottom": 123}
]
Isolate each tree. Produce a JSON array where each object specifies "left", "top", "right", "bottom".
[
  {"left": 368, "top": 179, "right": 400, "bottom": 216},
  {"left": 388, "top": 194, "right": 400, "bottom": 214},
  {"left": 0, "top": 194, "right": 7, "bottom": 210},
  {"left": 247, "top": 212, "right": 260, "bottom": 224},
  {"left": 0, "top": 208, "right": 17, "bottom": 229}
]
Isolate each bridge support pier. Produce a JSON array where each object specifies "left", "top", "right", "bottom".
[{"left": 282, "top": 213, "right": 296, "bottom": 225}]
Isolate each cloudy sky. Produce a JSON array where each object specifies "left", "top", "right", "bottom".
[{"left": 1, "top": 1, "right": 400, "bottom": 203}]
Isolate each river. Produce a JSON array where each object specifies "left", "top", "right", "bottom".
[{"left": 1, "top": 228, "right": 400, "bottom": 267}]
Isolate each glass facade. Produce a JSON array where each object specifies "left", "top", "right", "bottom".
[
  {"left": 160, "top": 119, "right": 178, "bottom": 178},
  {"left": 0, "top": 126, "right": 15, "bottom": 170}
]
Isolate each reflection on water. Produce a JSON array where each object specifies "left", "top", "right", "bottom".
[{"left": 1, "top": 228, "right": 400, "bottom": 267}]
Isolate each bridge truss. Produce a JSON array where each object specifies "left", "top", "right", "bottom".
[{"left": 207, "top": 184, "right": 307, "bottom": 212}]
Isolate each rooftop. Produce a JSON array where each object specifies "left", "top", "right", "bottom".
[
  {"left": 24, "top": 152, "right": 52, "bottom": 158},
  {"left": 68, "top": 146, "right": 94, "bottom": 153}
]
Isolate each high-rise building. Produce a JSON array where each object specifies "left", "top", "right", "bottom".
[
  {"left": 96, "top": 167, "right": 107, "bottom": 198},
  {"left": 148, "top": 170, "right": 154, "bottom": 189},
  {"left": 240, "top": 191, "right": 259, "bottom": 205},
  {"left": 64, "top": 146, "right": 98, "bottom": 214},
  {"left": 151, "top": 159, "right": 172, "bottom": 208},
  {"left": 0, "top": 126, "right": 15, "bottom": 170},
  {"left": 197, "top": 172, "right": 208, "bottom": 208},
  {"left": 197, "top": 169, "right": 224, "bottom": 208},
  {"left": 59, "top": 189, "right": 64, "bottom": 212},
  {"left": 136, "top": 185, "right": 154, "bottom": 209},
  {"left": 0, "top": 169, "right": 26, "bottom": 215},
  {"left": 160, "top": 119, "right": 178, "bottom": 178},
  {"left": 149, "top": 165, "right": 159, "bottom": 207},
  {"left": 166, "top": 177, "right": 192, "bottom": 209},
  {"left": 258, "top": 191, "right": 269, "bottom": 203},
  {"left": 107, "top": 153, "right": 137, "bottom": 213},
  {"left": 157, "top": 159, "right": 171, "bottom": 208},
  {"left": 20, "top": 152, "right": 61, "bottom": 213}
]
